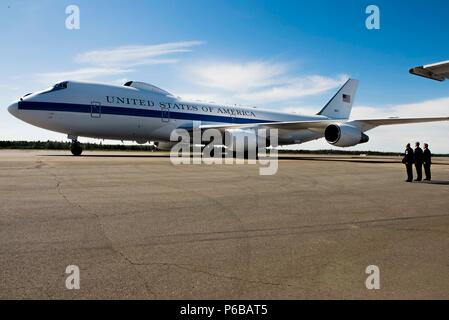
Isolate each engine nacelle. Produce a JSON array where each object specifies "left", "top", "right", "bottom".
[
  {"left": 135, "top": 139, "right": 148, "bottom": 145},
  {"left": 324, "top": 124, "right": 369, "bottom": 147},
  {"left": 225, "top": 129, "right": 267, "bottom": 152},
  {"left": 225, "top": 129, "right": 256, "bottom": 152},
  {"left": 154, "top": 141, "right": 177, "bottom": 151}
]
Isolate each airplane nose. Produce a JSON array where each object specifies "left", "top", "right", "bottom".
[{"left": 8, "top": 102, "right": 19, "bottom": 117}]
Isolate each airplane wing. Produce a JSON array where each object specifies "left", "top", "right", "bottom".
[
  {"left": 199, "top": 120, "right": 335, "bottom": 131},
  {"left": 348, "top": 117, "right": 449, "bottom": 132},
  {"left": 199, "top": 117, "right": 449, "bottom": 132},
  {"left": 410, "top": 60, "right": 449, "bottom": 81}
]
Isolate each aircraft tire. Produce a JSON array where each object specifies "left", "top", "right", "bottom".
[{"left": 71, "top": 144, "right": 83, "bottom": 156}]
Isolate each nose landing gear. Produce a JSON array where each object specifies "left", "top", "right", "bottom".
[
  {"left": 70, "top": 141, "right": 82, "bottom": 156},
  {"left": 69, "top": 135, "right": 82, "bottom": 156}
]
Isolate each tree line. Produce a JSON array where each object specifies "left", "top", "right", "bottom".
[
  {"left": 0, "top": 141, "right": 447, "bottom": 157},
  {"left": 0, "top": 141, "right": 156, "bottom": 151}
]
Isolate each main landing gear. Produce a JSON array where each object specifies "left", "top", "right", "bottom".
[
  {"left": 69, "top": 135, "right": 82, "bottom": 156},
  {"left": 231, "top": 150, "right": 259, "bottom": 160}
]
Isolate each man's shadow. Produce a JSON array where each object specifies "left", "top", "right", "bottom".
[{"left": 423, "top": 180, "right": 449, "bottom": 186}]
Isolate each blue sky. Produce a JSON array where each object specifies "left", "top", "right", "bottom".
[{"left": 1, "top": 0, "right": 449, "bottom": 152}]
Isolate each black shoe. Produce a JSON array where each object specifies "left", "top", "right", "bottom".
[
  {"left": 405, "top": 180, "right": 413, "bottom": 182},
  {"left": 414, "top": 179, "right": 422, "bottom": 182}
]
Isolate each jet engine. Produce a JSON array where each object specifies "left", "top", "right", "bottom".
[
  {"left": 324, "top": 124, "right": 369, "bottom": 147},
  {"left": 154, "top": 141, "right": 177, "bottom": 151},
  {"left": 225, "top": 128, "right": 275, "bottom": 150},
  {"left": 225, "top": 129, "right": 258, "bottom": 152}
]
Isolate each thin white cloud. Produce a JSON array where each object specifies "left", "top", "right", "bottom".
[
  {"left": 36, "top": 67, "right": 133, "bottom": 83},
  {"left": 0, "top": 84, "right": 19, "bottom": 91},
  {"left": 283, "top": 96, "right": 449, "bottom": 120},
  {"left": 239, "top": 75, "right": 348, "bottom": 102},
  {"left": 188, "top": 61, "right": 288, "bottom": 91},
  {"left": 36, "top": 41, "right": 203, "bottom": 83},
  {"left": 352, "top": 97, "right": 449, "bottom": 119},
  {"left": 183, "top": 60, "right": 348, "bottom": 104},
  {"left": 76, "top": 41, "right": 204, "bottom": 67}
]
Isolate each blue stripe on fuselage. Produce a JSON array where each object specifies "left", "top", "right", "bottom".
[{"left": 18, "top": 101, "right": 274, "bottom": 124}]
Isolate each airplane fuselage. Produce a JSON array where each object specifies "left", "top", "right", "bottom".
[{"left": 8, "top": 81, "right": 328, "bottom": 145}]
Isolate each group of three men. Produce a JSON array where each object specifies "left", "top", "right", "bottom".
[{"left": 403, "top": 142, "right": 432, "bottom": 182}]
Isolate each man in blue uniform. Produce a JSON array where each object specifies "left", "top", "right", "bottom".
[
  {"left": 423, "top": 143, "right": 432, "bottom": 181},
  {"left": 402, "top": 143, "right": 414, "bottom": 182}
]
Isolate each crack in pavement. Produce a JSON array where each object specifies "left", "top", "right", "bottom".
[
  {"left": 122, "top": 259, "right": 288, "bottom": 288},
  {"left": 39, "top": 161, "right": 156, "bottom": 298},
  {"left": 137, "top": 211, "right": 449, "bottom": 245},
  {"left": 154, "top": 179, "right": 255, "bottom": 297}
]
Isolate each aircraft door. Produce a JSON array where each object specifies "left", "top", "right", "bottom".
[
  {"left": 91, "top": 101, "right": 101, "bottom": 118},
  {"left": 161, "top": 105, "right": 170, "bottom": 122}
]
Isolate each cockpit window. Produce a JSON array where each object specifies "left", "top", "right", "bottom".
[
  {"left": 38, "top": 81, "right": 69, "bottom": 95},
  {"left": 54, "top": 81, "right": 68, "bottom": 90}
]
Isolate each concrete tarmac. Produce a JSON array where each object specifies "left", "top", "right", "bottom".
[{"left": 0, "top": 150, "right": 448, "bottom": 299}]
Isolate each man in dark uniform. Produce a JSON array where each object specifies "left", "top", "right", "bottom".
[
  {"left": 414, "top": 142, "right": 424, "bottom": 181},
  {"left": 402, "top": 143, "right": 414, "bottom": 182},
  {"left": 423, "top": 143, "right": 432, "bottom": 181}
]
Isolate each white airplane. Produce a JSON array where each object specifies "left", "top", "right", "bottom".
[{"left": 7, "top": 79, "right": 449, "bottom": 156}]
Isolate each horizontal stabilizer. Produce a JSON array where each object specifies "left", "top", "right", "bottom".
[{"left": 410, "top": 60, "right": 449, "bottom": 82}]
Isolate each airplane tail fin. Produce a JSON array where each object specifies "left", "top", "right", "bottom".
[{"left": 317, "top": 79, "right": 358, "bottom": 119}]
